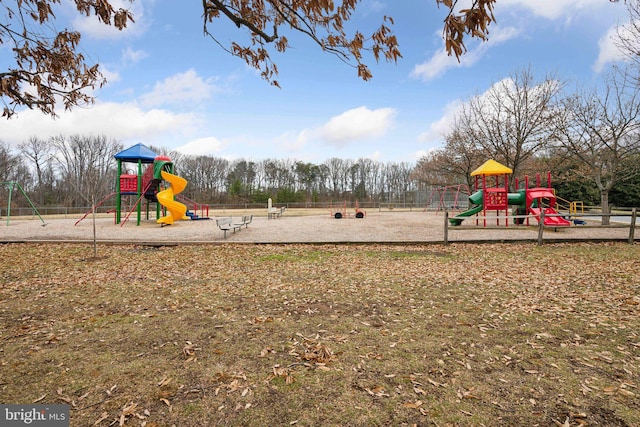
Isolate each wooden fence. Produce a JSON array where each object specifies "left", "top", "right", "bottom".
[{"left": 444, "top": 208, "right": 638, "bottom": 246}]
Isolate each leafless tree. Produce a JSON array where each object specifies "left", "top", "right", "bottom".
[
  {"left": 0, "top": 141, "right": 29, "bottom": 184},
  {"left": 448, "top": 67, "right": 563, "bottom": 188},
  {"left": 18, "top": 136, "right": 53, "bottom": 183},
  {"left": 51, "top": 134, "right": 122, "bottom": 206},
  {"left": 52, "top": 134, "right": 122, "bottom": 255},
  {"left": 614, "top": 0, "right": 640, "bottom": 82},
  {"left": 553, "top": 68, "right": 640, "bottom": 224},
  {"left": 322, "top": 158, "right": 349, "bottom": 199}
]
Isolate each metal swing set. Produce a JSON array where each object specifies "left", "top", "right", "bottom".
[
  {"left": 0, "top": 181, "right": 46, "bottom": 226},
  {"left": 424, "top": 184, "right": 470, "bottom": 214}
]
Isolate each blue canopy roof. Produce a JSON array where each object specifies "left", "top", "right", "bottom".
[{"left": 114, "top": 143, "right": 158, "bottom": 163}]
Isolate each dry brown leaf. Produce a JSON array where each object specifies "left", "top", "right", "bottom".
[
  {"left": 618, "top": 388, "right": 635, "bottom": 397},
  {"left": 157, "top": 376, "right": 171, "bottom": 387},
  {"left": 427, "top": 377, "right": 446, "bottom": 388},
  {"left": 182, "top": 341, "right": 200, "bottom": 358},
  {"left": 365, "top": 385, "right": 389, "bottom": 397},
  {"left": 93, "top": 412, "right": 108, "bottom": 426},
  {"left": 402, "top": 400, "right": 423, "bottom": 409},
  {"left": 258, "top": 347, "right": 275, "bottom": 358},
  {"left": 121, "top": 402, "right": 138, "bottom": 416}
]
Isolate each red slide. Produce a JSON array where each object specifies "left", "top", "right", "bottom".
[{"left": 529, "top": 207, "right": 571, "bottom": 226}]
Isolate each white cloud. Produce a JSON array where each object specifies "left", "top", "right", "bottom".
[
  {"left": 418, "top": 100, "right": 462, "bottom": 146},
  {"left": 99, "top": 65, "right": 121, "bottom": 85},
  {"left": 412, "top": 1, "right": 620, "bottom": 82},
  {"left": 412, "top": 148, "right": 440, "bottom": 161},
  {"left": 1, "top": 102, "right": 195, "bottom": 148},
  {"left": 369, "top": 150, "right": 383, "bottom": 161},
  {"left": 139, "top": 69, "right": 219, "bottom": 108},
  {"left": 280, "top": 129, "right": 311, "bottom": 153},
  {"left": 418, "top": 75, "right": 563, "bottom": 150},
  {"left": 411, "top": 26, "right": 520, "bottom": 82},
  {"left": 594, "top": 23, "right": 630, "bottom": 72},
  {"left": 122, "top": 47, "right": 149, "bottom": 65},
  {"left": 175, "top": 137, "right": 228, "bottom": 156},
  {"left": 318, "top": 106, "right": 396, "bottom": 146},
  {"left": 497, "top": 0, "right": 606, "bottom": 21}
]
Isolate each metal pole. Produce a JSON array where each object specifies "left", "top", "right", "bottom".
[{"left": 16, "top": 182, "right": 45, "bottom": 225}]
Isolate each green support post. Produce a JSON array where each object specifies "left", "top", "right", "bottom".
[{"left": 116, "top": 160, "right": 122, "bottom": 224}]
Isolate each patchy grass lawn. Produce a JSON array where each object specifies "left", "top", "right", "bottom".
[{"left": 0, "top": 242, "right": 639, "bottom": 426}]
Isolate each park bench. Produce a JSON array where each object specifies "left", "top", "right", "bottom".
[
  {"left": 240, "top": 214, "right": 253, "bottom": 228},
  {"left": 268, "top": 206, "right": 285, "bottom": 219},
  {"left": 233, "top": 215, "right": 253, "bottom": 229},
  {"left": 216, "top": 217, "right": 243, "bottom": 238},
  {"left": 216, "top": 215, "right": 253, "bottom": 238}
]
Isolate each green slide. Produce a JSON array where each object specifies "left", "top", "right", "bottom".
[
  {"left": 449, "top": 191, "right": 484, "bottom": 226},
  {"left": 449, "top": 190, "right": 526, "bottom": 226}
]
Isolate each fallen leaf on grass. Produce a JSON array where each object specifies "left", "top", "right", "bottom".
[
  {"left": 457, "top": 388, "right": 480, "bottom": 400},
  {"left": 258, "top": 347, "right": 275, "bottom": 358},
  {"left": 552, "top": 417, "right": 571, "bottom": 427},
  {"left": 413, "top": 386, "right": 427, "bottom": 395},
  {"left": 402, "top": 400, "right": 423, "bottom": 409},
  {"left": 157, "top": 376, "right": 172, "bottom": 387},
  {"left": 93, "top": 412, "right": 108, "bottom": 426},
  {"left": 160, "top": 398, "right": 172, "bottom": 412},
  {"left": 365, "top": 386, "right": 389, "bottom": 397},
  {"left": 56, "top": 388, "right": 74, "bottom": 406},
  {"left": 182, "top": 341, "right": 200, "bottom": 359},
  {"left": 121, "top": 402, "right": 139, "bottom": 416},
  {"left": 427, "top": 377, "right": 446, "bottom": 388},
  {"left": 618, "top": 388, "right": 635, "bottom": 397},
  {"left": 119, "top": 402, "right": 141, "bottom": 426},
  {"left": 271, "top": 365, "right": 295, "bottom": 384}
]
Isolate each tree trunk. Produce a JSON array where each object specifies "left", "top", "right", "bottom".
[
  {"left": 92, "top": 196, "right": 98, "bottom": 258},
  {"left": 601, "top": 189, "right": 610, "bottom": 226}
]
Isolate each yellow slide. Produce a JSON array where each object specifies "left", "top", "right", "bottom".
[{"left": 156, "top": 170, "right": 188, "bottom": 225}]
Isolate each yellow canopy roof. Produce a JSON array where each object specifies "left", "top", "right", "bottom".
[{"left": 471, "top": 159, "right": 512, "bottom": 177}]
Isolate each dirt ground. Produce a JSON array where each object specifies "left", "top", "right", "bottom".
[{"left": 0, "top": 209, "right": 634, "bottom": 244}]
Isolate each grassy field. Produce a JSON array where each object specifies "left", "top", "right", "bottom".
[{"left": 1, "top": 242, "right": 639, "bottom": 426}]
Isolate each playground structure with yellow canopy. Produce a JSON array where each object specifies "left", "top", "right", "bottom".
[{"left": 449, "top": 159, "right": 572, "bottom": 227}]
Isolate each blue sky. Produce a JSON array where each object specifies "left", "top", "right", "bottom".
[{"left": 1, "top": 0, "right": 632, "bottom": 163}]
